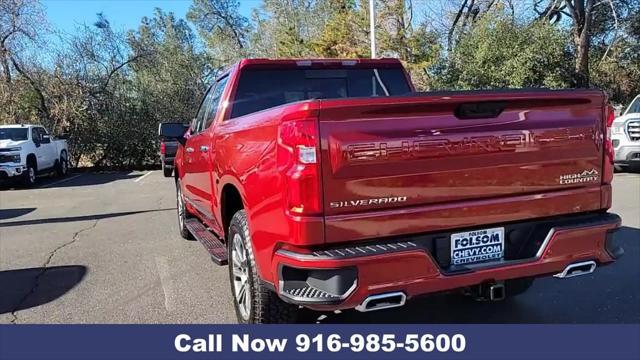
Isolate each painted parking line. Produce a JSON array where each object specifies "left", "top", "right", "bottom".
[
  {"left": 155, "top": 256, "right": 176, "bottom": 312},
  {"left": 38, "top": 174, "right": 83, "bottom": 188},
  {"left": 134, "top": 171, "right": 153, "bottom": 183}
]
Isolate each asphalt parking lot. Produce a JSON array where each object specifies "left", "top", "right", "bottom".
[{"left": 1, "top": 171, "right": 639, "bottom": 324}]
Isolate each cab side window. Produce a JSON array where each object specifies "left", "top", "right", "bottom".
[
  {"left": 32, "top": 127, "right": 44, "bottom": 142},
  {"left": 203, "top": 76, "right": 229, "bottom": 130},
  {"left": 193, "top": 86, "right": 214, "bottom": 134}
]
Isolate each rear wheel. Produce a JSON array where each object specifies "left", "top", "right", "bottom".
[
  {"left": 228, "top": 210, "right": 298, "bottom": 323},
  {"left": 176, "top": 180, "right": 192, "bottom": 240},
  {"left": 56, "top": 152, "right": 68, "bottom": 177}
]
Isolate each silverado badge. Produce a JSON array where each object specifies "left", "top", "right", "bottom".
[{"left": 330, "top": 196, "right": 408, "bottom": 209}]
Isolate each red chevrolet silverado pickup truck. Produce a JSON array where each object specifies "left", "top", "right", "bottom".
[{"left": 169, "top": 58, "right": 622, "bottom": 323}]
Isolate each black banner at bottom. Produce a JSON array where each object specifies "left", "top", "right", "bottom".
[{"left": 1, "top": 324, "right": 639, "bottom": 359}]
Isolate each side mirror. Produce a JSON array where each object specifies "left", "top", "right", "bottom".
[{"left": 41, "top": 134, "right": 51, "bottom": 144}]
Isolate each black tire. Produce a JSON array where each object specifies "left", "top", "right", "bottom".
[
  {"left": 505, "top": 278, "right": 535, "bottom": 298},
  {"left": 23, "top": 161, "right": 37, "bottom": 187},
  {"left": 228, "top": 209, "right": 298, "bottom": 324},
  {"left": 163, "top": 163, "right": 173, "bottom": 177},
  {"left": 176, "top": 180, "right": 193, "bottom": 240},
  {"left": 55, "top": 152, "right": 68, "bottom": 177}
]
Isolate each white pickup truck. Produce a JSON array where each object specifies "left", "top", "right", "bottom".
[
  {"left": 0, "top": 124, "right": 69, "bottom": 186},
  {"left": 611, "top": 94, "right": 640, "bottom": 171}
]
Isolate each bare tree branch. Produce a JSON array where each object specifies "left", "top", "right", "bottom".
[
  {"left": 600, "top": 0, "right": 619, "bottom": 61},
  {"left": 447, "top": 0, "right": 468, "bottom": 52},
  {"left": 9, "top": 54, "right": 49, "bottom": 120}
]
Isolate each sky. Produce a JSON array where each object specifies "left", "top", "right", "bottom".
[{"left": 43, "top": 0, "right": 259, "bottom": 33}]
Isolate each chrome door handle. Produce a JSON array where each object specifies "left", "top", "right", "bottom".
[
  {"left": 185, "top": 147, "right": 195, "bottom": 153},
  {"left": 200, "top": 146, "right": 209, "bottom": 152}
]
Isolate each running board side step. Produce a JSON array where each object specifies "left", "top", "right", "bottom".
[
  {"left": 553, "top": 260, "right": 596, "bottom": 279},
  {"left": 184, "top": 219, "right": 228, "bottom": 265}
]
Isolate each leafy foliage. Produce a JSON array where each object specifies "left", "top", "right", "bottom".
[
  {"left": 0, "top": 0, "right": 638, "bottom": 168},
  {"left": 433, "top": 13, "right": 574, "bottom": 90}
]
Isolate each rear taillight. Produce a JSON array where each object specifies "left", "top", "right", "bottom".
[
  {"left": 603, "top": 104, "right": 615, "bottom": 184},
  {"left": 277, "top": 105, "right": 322, "bottom": 215},
  {"left": 160, "top": 142, "right": 166, "bottom": 155}
]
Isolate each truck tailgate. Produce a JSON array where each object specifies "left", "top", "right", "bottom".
[{"left": 318, "top": 90, "right": 606, "bottom": 242}]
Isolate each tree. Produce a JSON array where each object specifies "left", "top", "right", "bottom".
[
  {"left": 375, "top": 0, "right": 440, "bottom": 89},
  {"left": 0, "top": 0, "right": 49, "bottom": 123},
  {"left": 432, "top": 12, "right": 573, "bottom": 90},
  {"left": 187, "top": 0, "right": 250, "bottom": 67},
  {"left": 589, "top": 0, "right": 640, "bottom": 103},
  {"left": 310, "top": 0, "right": 368, "bottom": 57},
  {"left": 564, "top": 0, "right": 595, "bottom": 87},
  {"left": 129, "top": 9, "right": 212, "bottom": 123},
  {"left": 250, "top": 0, "right": 316, "bottom": 57},
  {"left": 3, "top": 0, "right": 638, "bottom": 168},
  {"left": 535, "top": 0, "right": 628, "bottom": 87}
]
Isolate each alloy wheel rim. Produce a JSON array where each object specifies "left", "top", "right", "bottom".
[
  {"left": 29, "top": 168, "right": 35, "bottom": 183},
  {"left": 62, "top": 159, "right": 67, "bottom": 174},
  {"left": 177, "top": 187, "right": 185, "bottom": 228},
  {"left": 231, "top": 233, "right": 251, "bottom": 320}
]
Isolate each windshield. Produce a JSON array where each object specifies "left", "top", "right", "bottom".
[
  {"left": 625, "top": 96, "right": 640, "bottom": 115},
  {"left": 230, "top": 68, "right": 411, "bottom": 119},
  {"left": 0, "top": 128, "right": 28, "bottom": 141}
]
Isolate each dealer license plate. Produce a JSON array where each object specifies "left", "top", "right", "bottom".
[{"left": 450, "top": 227, "right": 505, "bottom": 265}]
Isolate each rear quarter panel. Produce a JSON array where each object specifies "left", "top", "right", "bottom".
[{"left": 214, "top": 105, "right": 324, "bottom": 282}]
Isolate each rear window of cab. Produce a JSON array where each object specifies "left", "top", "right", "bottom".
[{"left": 229, "top": 68, "right": 411, "bottom": 119}]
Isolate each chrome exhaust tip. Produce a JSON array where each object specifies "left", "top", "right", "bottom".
[
  {"left": 554, "top": 260, "right": 596, "bottom": 279},
  {"left": 355, "top": 292, "right": 406, "bottom": 312}
]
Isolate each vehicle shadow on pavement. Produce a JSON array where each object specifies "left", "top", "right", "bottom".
[
  {"left": 0, "top": 208, "right": 175, "bottom": 227},
  {"left": 0, "top": 171, "right": 146, "bottom": 190},
  {"left": 0, "top": 208, "right": 36, "bottom": 220},
  {"left": 0, "top": 265, "right": 87, "bottom": 314}
]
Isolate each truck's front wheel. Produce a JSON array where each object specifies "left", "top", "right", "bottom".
[
  {"left": 228, "top": 210, "right": 298, "bottom": 324},
  {"left": 23, "top": 162, "right": 37, "bottom": 187}
]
